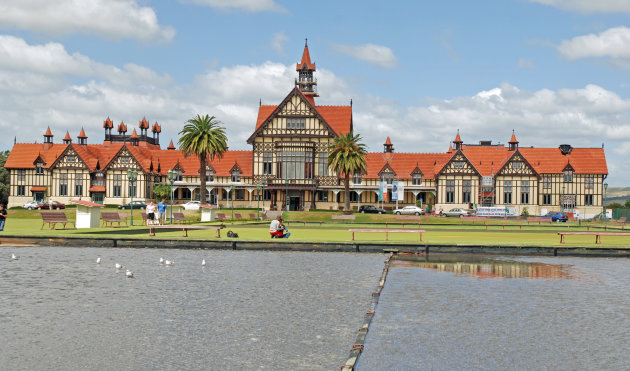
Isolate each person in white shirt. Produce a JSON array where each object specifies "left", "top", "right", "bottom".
[
  {"left": 269, "top": 216, "right": 284, "bottom": 238},
  {"left": 146, "top": 202, "right": 156, "bottom": 225}
]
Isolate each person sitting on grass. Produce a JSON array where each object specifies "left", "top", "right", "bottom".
[{"left": 269, "top": 216, "right": 290, "bottom": 238}]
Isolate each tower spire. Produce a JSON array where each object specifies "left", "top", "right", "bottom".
[{"left": 295, "top": 40, "right": 318, "bottom": 97}]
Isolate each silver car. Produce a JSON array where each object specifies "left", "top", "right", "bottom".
[
  {"left": 23, "top": 200, "right": 39, "bottom": 210},
  {"left": 393, "top": 206, "right": 425, "bottom": 215},
  {"left": 444, "top": 208, "right": 476, "bottom": 217}
]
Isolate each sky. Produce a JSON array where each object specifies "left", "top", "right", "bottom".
[{"left": 0, "top": 0, "right": 629, "bottom": 185}]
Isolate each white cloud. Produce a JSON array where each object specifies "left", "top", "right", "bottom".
[
  {"left": 0, "top": 0, "right": 174, "bottom": 43},
  {"left": 271, "top": 32, "right": 288, "bottom": 55},
  {"left": 334, "top": 43, "right": 398, "bottom": 69},
  {"left": 528, "top": 0, "right": 630, "bottom": 14},
  {"left": 558, "top": 26, "right": 630, "bottom": 61},
  {"left": 180, "top": 0, "right": 285, "bottom": 12},
  {"left": 518, "top": 58, "right": 535, "bottom": 68}
]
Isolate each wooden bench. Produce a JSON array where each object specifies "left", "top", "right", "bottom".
[
  {"left": 40, "top": 211, "right": 75, "bottom": 230},
  {"left": 216, "top": 212, "right": 229, "bottom": 221},
  {"left": 101, "top": 211, "right": 128, "bottom": 227},
  {"left": 616, "top": 217, "right": 627, "bottom": 230},
  {"left": 527, "top": 217, "right": 553, "bottom": 224},
  {"left": 349, "top": 228, "right": 425, "bottom": 242},
  {"left": 558, "top": 231, "right": 630, "bottom": 244},
  {"left": 234, "top": 212, "right": 243, "bottom": 221},
  {"left": 148, "top": 225, "right": 223, "bottom": 237},
  {"left": 173, "top": 212, "right": 188, "bottom": 224},
  {"left": 248, "top": 213, "right": 257, "bottom": 220},
  {"left": 285, "top": 220, "right": 324, "bottom": 227},
  {"left": 332, "top": 214, "right": 356, "bottom": 221}
]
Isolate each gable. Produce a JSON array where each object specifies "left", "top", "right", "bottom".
[
  {"left": 104, "top": 146, "right": 142, "bottom": 171},
  {"left": 497, "top": 152, "right": 537, "bottom": 177},
  {"left": 438, "top": 152, "right": 479, "bottom": 176},
  {"left": 378, "top": 163, "right": 396, "bottom": 177},
  {"left": 49, "top": 146, "right": 88, "bottom": 170}
]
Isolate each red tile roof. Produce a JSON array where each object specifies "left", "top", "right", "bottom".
[
  {"left": 453, "top": 132, "right": 462, "bottom": 143},
  {"left": 31, "top": 186, "right": 47, "bottom": 192},
  {"left": 130, "top": 129, "right": 139, "bottom": 139},
  {"left": 44, "top": 127, "right": 53, "bottom": 137},
  {"left": 78, "top": 128, "right": 87, "bottom": 138},
  {"left": 509, "top": 133, "right": 518, "bottom": 144},
  {"left": 364, "top": 152, "right": 451, "bottom": 179},
  {"left": 254, "top": 102, "right": 351, "bottom": 137},
  {"left": 167, "top": 140, "right": 175, "bottom": 150},
  {"left": 69, "top": 199, "right": 104, "bottom": 207},
  {"left": 63, "top": 132, "right": 72, "bottom": 141},
  {"left": 296, "top": 42, "right": 315, "bottom": 71},
  {"left": 117, "top": 121, "right": 127, "bottom": 133},
  {"left": 139, "top": 117, "right": 149, "bottom": 129},
  {"left": 89, "top": 186, "right": 106, "bottom": 192},
  {"left": 152, "top": 122, "right": 161, "bottom": 133},
  {"left": 103, "top": 117, "right": 113, "bottom": 129}
]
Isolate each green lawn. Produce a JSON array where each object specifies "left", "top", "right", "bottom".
[{"left": 2, "top": 208, "right": 628, "bottom": 248}]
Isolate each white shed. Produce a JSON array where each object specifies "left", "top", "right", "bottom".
[
  {"left": 69, "top": 199, "right": 104, "bottom": 228},
  {"left": 200, "top": 204, "right": 217, "bottom": 222}
]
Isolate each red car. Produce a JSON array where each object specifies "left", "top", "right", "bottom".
[{"left": 35, "top": 201, "right": 66, "bottom": 210}]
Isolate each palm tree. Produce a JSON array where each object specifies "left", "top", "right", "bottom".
[
  {"left": 178, "top": 114, "right": 228, "bottom": 205},
  {"left": 328, "top": 132, "right": 368, "bottom": 214}
]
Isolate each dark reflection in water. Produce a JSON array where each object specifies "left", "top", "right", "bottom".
[
  {"left": 392, "top": 253, "right": 576, "bottom": 279},
  {"left": 0, "top": 247, "right": 384, "bottom": 371},
  {"left": 358, "top": 254, "right": 630, "bottom": 370}
]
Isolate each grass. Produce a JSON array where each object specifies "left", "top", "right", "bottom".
[{"left": 1, "top": 209, "right": 629, "bottom": 248}]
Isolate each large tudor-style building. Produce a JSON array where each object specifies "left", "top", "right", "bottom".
[{"left": 4, "top": 43, "right": 608, "bottom": 217}]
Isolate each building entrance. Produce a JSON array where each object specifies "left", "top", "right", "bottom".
[
  {"left": 289, "top": 196, "right": 301, "bottom": 211},
  {"left": 33, "top": 192, "right": 45, "bottom": 203}
]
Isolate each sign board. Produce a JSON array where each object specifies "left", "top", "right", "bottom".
[
  {"left": 397, "top": 181, "right": 404, "bottom": 201},
  {"left": 477, "top": 206, "right": 519, "bottom": 217},
  {"left": 606, "top": 209, "right": 613, "bottom": 219},
  {"left": 378, "top": 181, "right": 384, "bottom": 202},
  {"left": 392, "top": 183, "right": 399, "bottom": 201}
]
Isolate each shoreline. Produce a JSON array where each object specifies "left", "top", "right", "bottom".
[{"left": 2, "top": 235, "right": 630, "bottom": 257}]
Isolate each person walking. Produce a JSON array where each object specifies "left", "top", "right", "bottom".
[
  {"left": 0, "top": 204, "right": 7, "bottom": 231},
  {"left": 157, "top": 198, "right": 168, "bottom": 225},
  {"left": 146, "top": 202, "right": 156, "bottom": 226}
]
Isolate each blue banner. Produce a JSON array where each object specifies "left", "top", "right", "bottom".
[{"left": 378, "top": 181, "right": 384, "bottom": 201}]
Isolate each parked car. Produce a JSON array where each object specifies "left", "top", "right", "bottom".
[
  {"left": 359, "top": 205, "right": 387, "bottom": 214},
  {"left": 35, "top": 201, "right": 66, "bottom": 210},
  {"left": 118, "top": 201, "right": 147, "bottom": 210},
  {"left": 393, "top": 206, "right": 425, "bottom": 215},
  {"left": 23, "top": 200, "right": 39, "bottom": 210},
  {"left": 443, "top": 208, "right": 476, "bottom": 217},
  {"left": 181, "top": 201, "right": 201, "bottom": 210},
  {"left": 541, "top": 211, "right": 568, "bottom": 222}
]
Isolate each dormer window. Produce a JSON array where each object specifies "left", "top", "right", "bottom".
[
  {"left": 412, "top": 174, "right": 422, "bottom": 185},
  {"left": 353, "top": 173, "right": 362, "bottom": 184},
  {"left": 381, "top": 173, "right": 394, "bottom": 185},
  {"left": 287, "top": 118, "right": 305, "bottom": 129},
  {"left": 177, "top": 171, "right": 183, "bottom": 181},
  {"left": 231, "top": 171, "right": 241, "bottom": 182},
  {"left": 454, "top": 161, "right": 465, "bottom": 169},
  {"left": 36, "top": 163, "right": 44, "bottom": 175},
  {"left": 120, "top": 156, "right": 130, "bottom": 163},
  {"left": 67, "top": 155, "right": 76, "bottom": 162},
  {"left": 512, "top": 161, "right": 522, "bottom": 169},
  {"left": 206, "top": 170, "right": 214, "bottom": 182},
  {"left": 563, "top": 170, "right": 573, "bottom": 183}
]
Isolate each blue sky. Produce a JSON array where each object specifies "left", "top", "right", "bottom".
[{"left": 1, "top": 0, "right": 629, "bottom": 185}]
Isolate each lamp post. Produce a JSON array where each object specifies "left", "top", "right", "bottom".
[
  {"left": 256, "top": 184, "right": 261, "bottom": 220},
  {"left": 167, "top": 170, "right": 177, "bottom": 224},
  {"left": 603, "top": 182, "right": 608, "bottom": 228},
  {"left": 261, "top": 177, "right": 266, "bottom": 219},
  {"left": 126, "top": 169, "right": 138, "bottom": 226},
  {"left": 230, "top": 184, "right": 236, "bottom": 221},
  {"left": 285, "top": 177, "right": 290, "bottom": 211}
]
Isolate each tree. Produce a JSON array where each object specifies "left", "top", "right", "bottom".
[
  {"left": 624, "top": 199, "right": 630, "bottom": 209},
  {"left": 152, "top": 184, "right": 171, "bottom": 201},
  {"left": 0, "top": 150, "right": 9, "bottom": 207},
  {"left": 178, "top": 114, "right": 228, "bottom": 205},
  {"left": 328, "top": 132, "right": 368, "bottom": 215}
]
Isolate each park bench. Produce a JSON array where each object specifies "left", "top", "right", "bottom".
[
  {"left": 332, "top": 214, "right": 356, "bottom": 221},
  {"left": 348, "top": 228, "right": 425, "bottom": 242},
  {"left": 248, "top": 213, "right": 257, "bottom": 220},
  {"left": 527, "top": 217, "right": 553, "bottom": 224},
  {"left": 558, "top": 231, "right": 630, "bottom": 244},
  {"left": 173, "top": 212, "right": 189, "bottom": 224},
  {"left": 285, "top": 220, "right": 324, "bottom": 227},
  {"left": 234, "top": 212, "right": 243, "bottom": 221},
  {"left": 40, "top": 211, "right": 75, "bottom": 230},
  {"left": 148, "top": 225, "right": 223, "bottom": 237},
  {"left": 616, "top": 217, "right": 627, "bottom": 230},
  {"left": 383, "top": 216, "right": 422, "bottom": 228},
  {"left": 216, "top": 212, "right": 229, "bottom": 221},
  {"left": 101, "top": 211, "right": 128, "bottom": 227}
]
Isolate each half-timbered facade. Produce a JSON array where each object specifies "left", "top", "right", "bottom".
[{"left": 4, "top": 43, "right": 608, "bottom": 217}]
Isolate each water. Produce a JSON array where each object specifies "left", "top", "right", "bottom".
[
  {"left": 358, "top": 254, "right": 630, "bottom": 370},
  {"left": 0, "top": 247, "right": 385, "bottom": 371}
]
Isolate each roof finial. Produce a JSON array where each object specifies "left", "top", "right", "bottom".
[
  {"left": 259, "top": 98, "right": 261, "bottom": 107},
  {"left": 350, "top": 98, "right": 353, "bottom": 107},
  {"left": 305, "top": 38, "right": 308, "bottom": 47}
]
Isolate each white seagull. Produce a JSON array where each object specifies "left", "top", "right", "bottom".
[
  {"left": 159, "top": 257, "right": 164, "bottom": 264},
  {"left": 115, "top": 263, "right": 123, "bottom": 269},
  {"left": 11, "top": 253, "right": 19, "bottom": 260},
  {"left": 202, "top": 259, "right": 206, "bottom": 267},
  {"left": 165, "top": 260, "right": 173, "bottom": 266},
  {"left": 126, "top": 270, "right": 134, "bottom": 278},
  {"left": 96, "top": 257, "right": 101, "bottom": 264}
]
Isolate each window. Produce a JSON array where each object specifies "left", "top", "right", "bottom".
[
  {"left": 221, "top": 189, "right": 228, "bottom": 200},
  {"left": 504, "top": 180, "right": 512, "bottom": 204},
  {"left": 176, "top": 171, "right": 183, "bottom": 181},
  {"left": 59, "top": 173, "right": 68, "bottom": 196},
  {"left": 36, "top": 163, "right": 43, "bottom": 175},
  {"left": 521, "top": 180, "right": 529, "bottom": 204},
  {"left": 286, "top": 118, "right": 305, "bottom": 129},
  {"left": 120, "top": 156, "right": 130, "bottom": 163},
  {"left": 353, "top": 173, "right": 362, "bottom": 185},
  {"left": 585, "top": 177, "right": 594, "bottom": 190},
  {"left": 381, "top": 173, "right": 394, "bottom": 185},
  {"left": 317, "top": 190, "right": 328, "bottom": 202},
  {"left": 454, "top": 161, "right": 465, "bottom": 169},
  {"left": 113, "top": 174, "right": 122, "bottom": 197},
  {"left": 263, "top": 152, "right": 273, "bottom": 175},
  {"left": 128, "top": 183, "right": 136, "bottom": 197},
  {"left": 585, "top": 194, "right": 594, "bottom": 206},
  {"left": 462, "top": 180, "right": 471, "bottom": 203},
  {"left": 349, "top": 191, "right": 359, "bottom": 202},
  {"left": 262, "top": 190, "right": 271, "bottom": 201},
  {"left": 512, "top": 161, "right": 522, "bottom": 169},
  {"left": 317, "top": 152, "right": 327, "bottom": 176},
  {"left": 231, "top": 171, "right": 241, "bottom": 182},
  {"left": 206, "top": 170, "right": 214, "bottom": 182},
  {"left": 235, "top": 189, "right": 245, "bottom": 200},
  {"left": 446, "top": 180, "right": 455, "bottom": 203},
  {"left": 66, "top": 155, "right": 76, "bottom": 162},
  {"left": 181, "top": 188, "right": 191, "bottom": 199},
  {"left": 277, "top": 151, "right": 313, "bottom": 179},
  {"left": 412, "top": 174, "right": 422, "bottom": 185},
  {"left": 564, "top": 170, "right": 573, "bottom": 183},
  {"left": 543, "top": 194, "right": 552, "bottom": 205},
  {"left": 543, "top": 175, "right": 552, "bottom": 189},
  {"left": 75, "top": 173, "right": 83, "bottom": 196},
  {"left": 17, "top": 170, "right": 25, "bottom": 181},
  {"left": 17, "top": 185, "right": 25, "bottom": 196}
]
